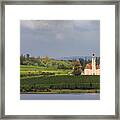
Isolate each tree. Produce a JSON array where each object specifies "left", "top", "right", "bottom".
[
  {"left": 96, "top": 57, "right": 100, "bottom": 65},
  {"left": 26, "top": 54, "right": 30, "bottom": 59},
  {"left": 72, "top": 60, "right": 82, "bottom": 76},
  {"left": 42, "top": 56, "right": 49, "bottom": 64},
  {"left": 20, "top": 54, "right": 25, "bottom": 65},
  {"left": 79, "top": 58, "right": 85, "bottom": 71}
]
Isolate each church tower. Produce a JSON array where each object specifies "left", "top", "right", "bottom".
[{"left": 92, "top": 53, "right": 96, "bottom": 75}]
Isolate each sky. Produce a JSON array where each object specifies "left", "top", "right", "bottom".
[{"left": 20, "top": 20, "right": 100, "bottom": 58}]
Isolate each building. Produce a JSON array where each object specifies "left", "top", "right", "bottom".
[{"left": 84, "top": 54, "right": 100, "bottom": 75}]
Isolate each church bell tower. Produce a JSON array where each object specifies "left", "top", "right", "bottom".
[{"left": 92, "top": 53, "right": 96, "bottom": 75}]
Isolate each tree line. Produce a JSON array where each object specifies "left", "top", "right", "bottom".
[{"left": 20, "top": 54, "right": 100, "bottom": 76}]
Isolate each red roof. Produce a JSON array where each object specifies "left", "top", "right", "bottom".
[
  {"left": 85, "top": 63, "right": 92, "bottom": 69},
  {"left": 85, "top": 63, "right": 100, "bottom": 69}
]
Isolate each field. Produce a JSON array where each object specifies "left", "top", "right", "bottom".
[
  {"left": 20, "top": 65, "right": 72, "bottom": 77},
  {"left": 20, "top": 64, "right": 100, "bottom": 94}
]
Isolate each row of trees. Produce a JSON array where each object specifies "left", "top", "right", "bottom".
[
  {"left": 20, "top": 54, "right": 100, "bottom": 76},
  {"left": 20, "top": 54, "right": 73, "bottom": 70}
]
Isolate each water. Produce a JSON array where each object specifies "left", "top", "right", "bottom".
[{"left": 20, "top": 93, "right": 100, "bottom": 100}]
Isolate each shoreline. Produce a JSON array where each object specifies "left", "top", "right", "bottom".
[{"left": 20, "top": 89, "right": 100, "bottom": 94}]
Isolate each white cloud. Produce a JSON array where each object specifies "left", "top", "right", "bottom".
[{"left": 21, "top": 20, "right": 50, "bottom": 29}]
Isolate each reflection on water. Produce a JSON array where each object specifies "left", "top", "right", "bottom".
[{"left": 20, "top": 93, "right": 100, "bottom": 100}]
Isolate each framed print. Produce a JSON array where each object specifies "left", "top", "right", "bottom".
[{"left": 0, "top": 0, "right": 119, "bottom": 119}]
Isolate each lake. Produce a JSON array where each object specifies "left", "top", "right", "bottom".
[{"left": 20, "top": 93, "right": 100, "bottom": 100}]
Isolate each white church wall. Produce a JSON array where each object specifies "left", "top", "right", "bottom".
[{"left": 84, "top": 69, "right": 92, "bottom": 75}]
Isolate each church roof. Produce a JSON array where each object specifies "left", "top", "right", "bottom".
[
  {"left": 85, "top": 63, "right": 100, "bottom": 69},
  {"left": 85, "top": 63, "right": 92, "bottom": 69}
]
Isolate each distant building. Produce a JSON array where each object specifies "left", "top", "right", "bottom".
[{"left": 84, "top": 54, "right": 100, "bottom": 75}]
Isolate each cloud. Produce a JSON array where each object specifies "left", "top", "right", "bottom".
[
  {"left": 21, "top": 20, "right": 99, "bottom": 31},
  {"left": 21, "top": 20, "right": 50, "bottom": 30},
  {"left": 20, "top": 20, "right": 100, "bottom": 57},
  {"left": 73, "top": 20, "right": 100, "bottom": 31}
]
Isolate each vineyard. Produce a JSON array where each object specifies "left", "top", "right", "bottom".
[
  {"left": 20, "top": 75, "right": 100, "bottom": 93},
  {"left": 20, "top": 65, "right": 71, "bottom": 77}
]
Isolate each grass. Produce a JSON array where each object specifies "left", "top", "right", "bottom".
[{"left": 20, "top": 65, "right": 72, "bottom": 77}]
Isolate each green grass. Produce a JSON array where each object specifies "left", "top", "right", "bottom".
[
  {"left": 20, "top": 65, "right": 71, "bottom": 77},
  {"left": 20, "top": 65, "right": 70, "bottom": 71}
]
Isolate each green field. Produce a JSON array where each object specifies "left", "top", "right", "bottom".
[
  {"left": 20, "top": 65, "right": 72, "bottom": 77},
  {"left": 20, "top": 64, "right": 100, "bottom": 94},
  {"left": 20, "top": 75, "right": 100, "bottom": 94}
]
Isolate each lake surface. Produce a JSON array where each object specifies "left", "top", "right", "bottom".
[{"left": 20, "top": 93, "right": 100, "bottom": 100}]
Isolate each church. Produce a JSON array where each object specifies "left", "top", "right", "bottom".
[{"left": 84, "top": 54, "right": 100, "bottom": 75}]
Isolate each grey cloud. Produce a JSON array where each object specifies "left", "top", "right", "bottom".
[{"left": 20, "top": 20, "right": 100, "bottom": 57}]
